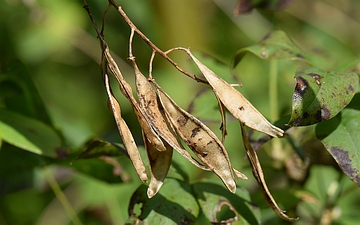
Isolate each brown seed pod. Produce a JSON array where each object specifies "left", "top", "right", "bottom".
[
  {"left": 143, "top": 131, "right": 173, "bottom": 198},
  {"left": 104, "top": 48, "right": 166, "bottom": 151},
  {"left": 134, "top": 65, "right": 210, "bottom": 170},
  {"left": 153, "top": 81, "right": 237, "bottom": 193},
  {"left": 103, "top": 71, "right": 148, "bottom": 183},
  {"left": 185, "top": 49, "right": 284, "bottom": 138}
]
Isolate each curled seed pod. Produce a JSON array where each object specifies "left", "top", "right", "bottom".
[
  {"left": 240, "top": 122, "right": 298, "bottom": 222},
  {"left": 143, "top": 131, "right": 173, "bottom": 198},
  {"left": 103, "top": 72, "right": 148, "bottom": 183},
  {"left": 185, "top": 49, "right": 284, "bottom": 138},
  {"left": 154, "top": 81, "right": 237, "bottom": 193}
]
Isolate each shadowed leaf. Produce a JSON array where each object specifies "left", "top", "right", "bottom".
[{"left": 192, "top": 181, "right": 261, "bottom": 225}]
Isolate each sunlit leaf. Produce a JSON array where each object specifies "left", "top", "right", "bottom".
[
  {"left": 288, "top": 67, "right": 358, "bottom": 126},
  {"left": 316, "top": 109, "right": 360, "bottom": 186},
  {"left": 127, "top": 178, "right": 199, "bottom": 224},
  {"left": 233, "top": 30, "right": 307, "bottom": 66},
  {"left": 192, "top": 181, "right": 261, "bottom": 224},
  {"left": 0, "top": 108, "right": 62, "bottom": 158}
]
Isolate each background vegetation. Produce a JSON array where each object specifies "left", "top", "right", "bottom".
[{"left": 1, "top": 0, "right": 360, "bottom": 224}]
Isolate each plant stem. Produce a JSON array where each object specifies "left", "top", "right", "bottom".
[
  {"left": 268, "top": 60, "right": 283, "bottom": 163},
  {"left": 269, "top": 60, "right": 279, "bottom": 122},
  {"left": 43, "top": 167, "right": 83, "bottom": 225}
]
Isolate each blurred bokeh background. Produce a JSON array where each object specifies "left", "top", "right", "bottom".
[{"left": 1, "top": 0, "right": 360, "bottom": 224}]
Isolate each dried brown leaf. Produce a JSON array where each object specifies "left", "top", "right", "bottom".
[
  {"left": 240, "top": 122, "right": 298, "bottom": 222},
  {"left": 154, "top": 81, "right": 237, "bottom": 193},
  {"left": 143, "top": 131, "right": 173, "bottom": 198},
  {"left": 185, "top": 49, "right": 284, "bottom": 138}
]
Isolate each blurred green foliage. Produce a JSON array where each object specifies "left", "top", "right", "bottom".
[{"left": 1, "top": 0, "right": 360, "bottom": 224}]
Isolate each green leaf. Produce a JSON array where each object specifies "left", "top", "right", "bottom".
[
  {"left": 0, "top": 108, "right": 62, "bottom": 158},
  {"left": 316, "top": 109, "right": 360, "bottom": 186},
  {"left": 73, "top": 139, "right": 127, "bottom": 161},
  {"left": 192, "top": 181, "right": 261, "bottom": 225},
  {"left": 233, "top": 30, "right": 308, "bottom": 67},
  {"left": 0, "top": 61, "right": 52, "bottom": 125},
  {"left": 288, "top": 67, "right": 358, "bottom": 126},
  {"left": 127, "top": 178, "right": 199, "bottom": 224}
]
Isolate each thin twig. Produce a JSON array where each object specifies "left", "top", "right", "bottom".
[{"left": 107, "top": 0, "right": 208, "bottom": 84}]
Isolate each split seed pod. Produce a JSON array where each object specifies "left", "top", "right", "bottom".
[
  {"left": 185, "top": 49, "right": 284, "bottom": 138},
  {"left": 134, "top": 66, "right": 210, "bottom": 170},
  {"left": 143, "top": 131, "right": 173, "bottom": 198},
  {"left": 154, "top": 82, "right": 237, "bottom": 193}
]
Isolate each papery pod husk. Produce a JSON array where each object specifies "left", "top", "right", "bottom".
[
  {"left": 185, "top": 49, "right": 284, "bottom": 138},
  {"left": 154, "top": 82, "right": 237, "bottom": 193},
  {"left": 103, "top": 72, "right": 148, "bottom": 183},
  {"left": 134, "top": 67, "right": 211, "bottom": 170},
  {"left": 143, "top": 131, "right": 173, "bottom": 198},
  {"left": 104, "top": 48, "right": 166, "bottom": 151}
]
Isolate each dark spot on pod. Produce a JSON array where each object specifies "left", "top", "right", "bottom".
[
  {"left": 177, "top": 115, "right": 189, "bottom": 126},
  {"left": 295, "top": 77, "right": 308, "bottom": 97},
  {"left": 239, "top": 106, "right": 245, "bottom": 111},
  {"left": 191, "top": 127, "right": 201, "bottom": 138}
]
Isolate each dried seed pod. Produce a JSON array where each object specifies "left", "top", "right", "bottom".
[
  {"left": 103, "top": 72, "right": 148, "bottom": 183},
  {"left": 185, "top": 49, "right": 284, "bottom": 138},
  {"left": 240, "top": 122, "right": 298, "bottom": 222},
  {"left": 154, "top": 81, "right": 237, "bottom": 193},
  {"left": 134, "top": 67, "right": 210, "bottom": 170},
  {"left": 104, "top": 48, "right": 166, "bottom": 151},
  {"left": 143, "top": 131, "right": 173, "bottom": 198}
]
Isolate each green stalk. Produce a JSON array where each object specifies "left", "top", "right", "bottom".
[
  {"left": 43, "top": 167, "right": 83, "bottom": 225},
  {"left": 269, "top": 60, "right": 279, "bottom": 122},
  {"left": 269, "top": 60, "right": 283, "bottom": 163}
]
